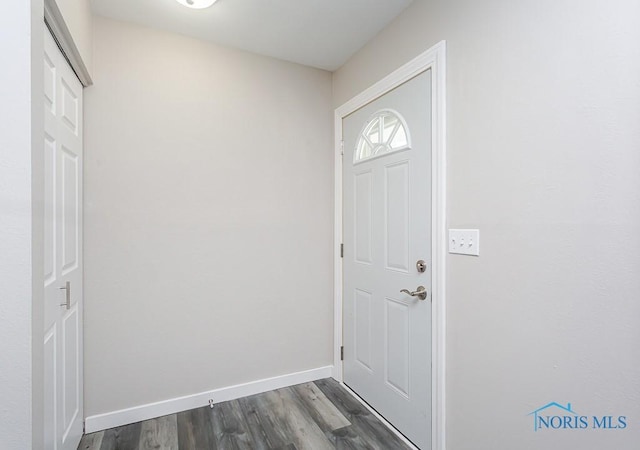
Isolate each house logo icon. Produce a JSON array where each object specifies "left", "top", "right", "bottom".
[
  {"left": 528, "top": 402, "right": 578, "bottom": 431},
  {"left": 528, "top": 402, "right": 628, "bottom": 431}
]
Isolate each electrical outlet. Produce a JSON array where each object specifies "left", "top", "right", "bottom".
[{"left": 448, "top": 229, "right": 480, "bottom": 256}]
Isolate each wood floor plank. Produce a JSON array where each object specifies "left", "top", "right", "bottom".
[
  {"left": 100, "top": 422, "right": 142, "bottom": 450},
  {"left": 78, "top": 431, "right": 104, "bottom": 450},
  {"left": 326, "top": 425, "right": 373, "bottom": 450},
  {"left": 99, "top": 430, "right": 116, "bottom": 450},
  {"left": 313, "top": 379, "right": 365, "bottom": 415},
  {"left": 177, "top": 406, "right": 216, "bottom": 450},
  {"left": 138, "top": 414, "right": 178, "bottom": 450},
  {"left": 314, "top": 379, "right": 411, "bottom": 450},
  {"left": 263, "top": 387, "right": 334, "bottom": 450},
  {"left": 210, "top": 399, "right": 254, "bottom": 450},
  {"left": 271, "top": 445, "right": 297, "bottom": 450},
  {"left": 291, "top": 382, "right": 351, "bottom": 433},
  {"left": 238, "top": 392, "right": 290, "bottom": 449}
]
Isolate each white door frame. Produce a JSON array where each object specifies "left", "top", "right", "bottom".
[{"left": 333, "top": 41, "right": 447, "bottom": 450}]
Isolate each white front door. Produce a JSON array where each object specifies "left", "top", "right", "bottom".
[
  {"left": 343, "top": 70, "right": 432, "bottom": 449},
  {"left": 43, "top": 29, "right": 84, "bottom": 450}
]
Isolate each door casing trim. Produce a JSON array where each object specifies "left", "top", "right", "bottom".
[{"left": 333, "top": 41, "right": 447, "bottom": 450}]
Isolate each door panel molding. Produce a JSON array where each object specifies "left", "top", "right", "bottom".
[{"left": 333, "top": 41, "right": 447, "bottom": 450}]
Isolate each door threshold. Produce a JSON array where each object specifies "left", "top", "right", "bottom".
[{"left": 340, "top": 382, "right": 421, "bottom": 450}]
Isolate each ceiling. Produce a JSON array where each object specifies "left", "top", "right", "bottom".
[{"left": 90, "top": 0, "right": 414, "bottom": 71}]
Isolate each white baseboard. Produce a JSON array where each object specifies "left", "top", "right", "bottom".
[{"left": 84, "top": 365, "right": 333, "bottom": 434}]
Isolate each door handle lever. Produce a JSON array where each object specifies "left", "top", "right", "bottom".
[
  {"left": 400, "top": 286, "right": 427, "bottom": 301},
  {"left": 59, "top": 281, "right": 70, "bottom": 310}
]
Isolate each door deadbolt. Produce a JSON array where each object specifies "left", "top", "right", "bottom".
[{"left": 416, "top": 260, "right": 427, "bottom": 273}]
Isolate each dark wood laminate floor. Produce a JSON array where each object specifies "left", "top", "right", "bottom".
[{"left": 78, "top": 378, "right": 412, "bottom": 450}]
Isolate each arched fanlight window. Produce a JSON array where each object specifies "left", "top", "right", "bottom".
[{"left": 354, "top": 109, "right": 411, "bottom": 163}]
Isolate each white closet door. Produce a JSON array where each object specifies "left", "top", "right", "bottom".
[{"left": 43, "top": 28, "right": 84, "bottom": 450}]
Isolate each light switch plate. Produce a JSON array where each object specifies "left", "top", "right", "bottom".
[{"left": 448, "top": 229, "right": 480, "bottom": 256}]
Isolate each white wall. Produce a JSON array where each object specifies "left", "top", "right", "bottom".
[
  {"left": 0, "top": 0, "right": 45, "bottom": 449},
  {"left": 334, "top": 1, "right": 640, "bottom": 449},
  {"left": 52, "top": 0, "right": 93, "bottom": 75},
  {"left": 84, "top": 17, "right": 334, "bottom": 418}
]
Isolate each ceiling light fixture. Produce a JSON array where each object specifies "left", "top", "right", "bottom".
[{"left": 175, "top": 0, "right": 218, "bottom": 9}]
